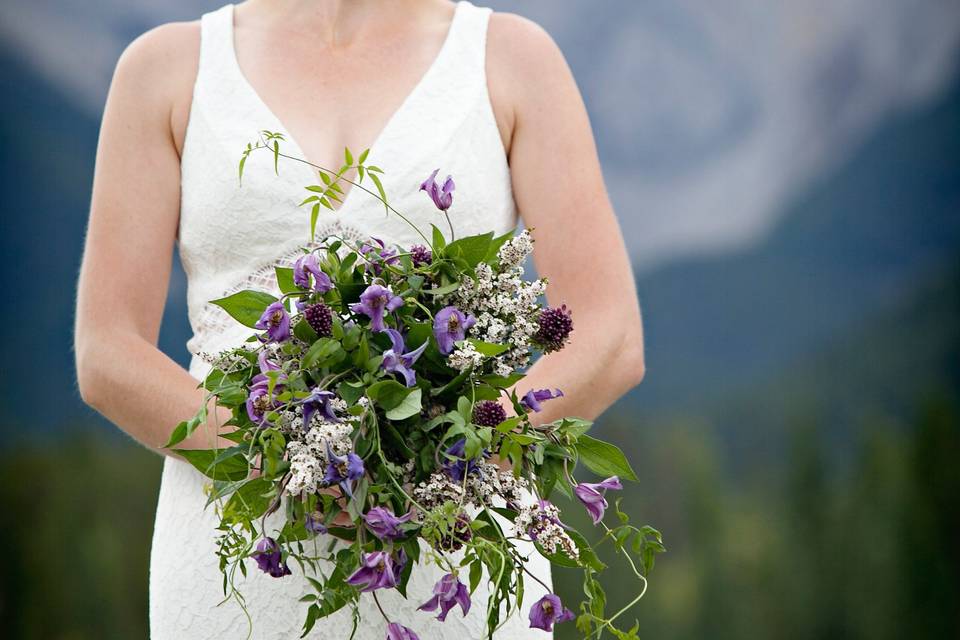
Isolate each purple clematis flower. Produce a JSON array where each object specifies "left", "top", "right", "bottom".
[
  {"left": 433, "top": 306, "right": 476, "bottom": 355},
  {"left": 419, "top": 168, "right": 455, "bottom": 211},
  {"left": 323, "top": 444, "right": 365, "bottom": 497},
  {"left": 418, "top": 573, "right": 471, "bottom": 622},
  {"left": 363, "top": 506, "right": 413, "bottom": 541},
  {"left": 381, "top": 328, "right": 428, "bottom": 387},
  {"left": 574, "top": 476, "right": 623, "bottom": 524},
  {"left": 293, "top": 253, "right": 333, "bottom": 293},
  {"left": 245, "top": 385, "right": 272, "bottom": 424},
  {"left": 442, "top": 438, "right": 485, "bottom": 482},
  {"left": 246, "top": 352, "right": 286, "bottom": 423},
  {"left": 520, "top": 388, "right": 564, "bottom": 413},
  {"left": 386, "top": 623, "right": 420, "bottom": 640},
  {"left": 349, "top": 284, "right": 404, "bottom": 333},
  {"left": 255, "top": 300, "right": 291, "bottom": 342},
  {"left": 253, "top": 537, "right": 291, "bottom": 578},
  {"left": 360, "top": 238, "right": 401, "bottom": 275},
  {"left": 346, "top": 550, "right": 402, "bottom": 592},
  {"left": 299, "top": 388, "right": 340, "bottom": 429},
  {"left": 305, "top": 512, "right": 328, "bottom": 536},
  {"left": 528, "top": 593, "right": 575, "bottom": 631}
]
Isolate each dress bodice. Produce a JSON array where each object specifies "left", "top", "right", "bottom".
[{"left": 177, "top": 0, "right": 517, "bottom": 376}]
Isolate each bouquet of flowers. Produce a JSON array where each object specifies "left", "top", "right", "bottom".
[{"left": 166, "top": 131, "right": 663, "bottom": 640}]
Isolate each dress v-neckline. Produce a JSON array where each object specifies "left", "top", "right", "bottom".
[{"left": 224, "top": 1, "right": 465, "bottom": 215}]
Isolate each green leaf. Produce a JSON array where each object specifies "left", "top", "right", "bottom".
[
  {"left": 344, "top": 147, "right": 354, "bottom": 166},
  {"left": 275, "top": 266, "right": 298, "bottom": 294},
  {"left": 431, "top": 224, "right": 447, "bottom": 252},
  {"left": 467, "top": 338, "right": 509, "bottom": 357},
  {"left": 210, "top": 290, "right": 278, "bottom": 328},
  {"left": 174, "top": 448, "right": 249, "bottom": 481},
  {"left": 385, "top": 388, "right": 422, "bottom": 420},
  {"left": 446, "top": 232, "right": 494, "bottom": 268},
  {"left": 424, "top": 280, "right": 461, "bottom": 296},
  {"left": 357, "top": 148, "right": 370, "bottom": 165},
  {"left": 575, "top": 435, "right": 638, "bottom": 482},
  {"left": 369, "top": 172, "right": 388, "bottom": 213},
  {"left": 366, "top": 380, "right": 412, "bottom": 411}
]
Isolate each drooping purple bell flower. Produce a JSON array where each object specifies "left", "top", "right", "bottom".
[
  {"left": 245, "top": 385, "right": 272, "bottom": 424},
  {"left": 360, "top": 237, "right": 401, "bottom": 275},
  {"left": 255, "top": 300, "right": 291, "bottom": 343},
  {"left": 349, "top": 284, "right": 403, "bottom": 333},
  {"left": 574, "top": 476, "right": 622, "bottom": 524},
  {"left": 433, "top": 306, "right": 476, "bottom": 355},
  {"left": 305, "top": 512, "right": 328, "bottom": 536},
  {"left": 363, "top": 506, "right": 413, "bottom": 541},
  {"left": 323, "top": 444, "right": 365, "bottom": 497},
  {"left": 299, "top": 388, "right": 340, "bottom": 429},
  {"left": 419, "top": 168, "right": 455, "bottom": 211},
  {"left": 417, "top": 572, "right": 471, "bottom": 622},
  {"left": 520, "top": 388, "right": 564, "bottom": 413},
  {"left": 385, "top": 623, "right": 420, "bottom": 640},
  {"left": 381, "top": 328, "right": 428, "bottom": 387},
  {"left": 442, "top": 438, "right": 484, "bottom": 482},
  {"left": 253, "top": 537, "right": 291, "bottom": 578},
  {"left": 528, "top": 593, "right": 575, "bottom": 631},
  {"left": 346, "top": 550, "right": 401, "bottom": 592},
  {"left": 293, "top": 253, "right": 333, "bottom": 293},
  {"left": 246, "top": 351, "right": 286, "bottom": 423}
]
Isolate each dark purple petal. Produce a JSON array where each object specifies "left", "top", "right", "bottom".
[
  {"left": 255, "top": 301, "right": 291, "bottom": 342},
  {"left": 300, "top": 389, "right": 340, "bottom": 428},
  {"left": 346, "top": 551, "right": 401, "bottom": 592},
  {"left": 574, "top": 476, "right": 622, "bottom": 524},
  {"left": 253, "top": 537, "right": 291, "bottom": 578},
  {"left": 350, "top": 284, "right": 403, "bottom": 333},
  {"left": 520, "top": 388, "right": 564, "bottom": 413},
  {"left": 382, "top": 329, "right": 429, "bottom": 387},
  {"left": 433, "top": 306, "right": 476, "bottom": 355},
  {"left": 364, "top": 506, "right": 413, "bottom": 541},
  {"left": 419, "top": 169, "right": 455, "bottom": 211},
  {"left": 293, "top": 253, "right": 333, "bottom": 292},
  {"left": 417, "top": 573, "right": 471, "bottom": 622},
  {"left": 528, "top": 593, "right": 574, "bottom": 631},
  {"left": 385, "top": 622, "right": 420, "bottom": 640}
]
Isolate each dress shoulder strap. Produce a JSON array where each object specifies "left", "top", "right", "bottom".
[
  {"left": 194, "top": 4, "right": 236, "bottom": 94},
  {"left": 445, "top": 1, "right": 494, "bottom": 79}
]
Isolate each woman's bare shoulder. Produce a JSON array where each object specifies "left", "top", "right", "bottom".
[
  {"left": 485, "top": 11, "right": 578, "bottom": 151},
  {"left": 109, "top": 20, "right": 201, "bottom": 152}
]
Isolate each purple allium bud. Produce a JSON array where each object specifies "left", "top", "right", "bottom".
[
  {"left": 253, "top": 537, "right": 291, "bottom": 578},
  {"left": 533, "top": 304, "right": 573, "bottom": 353},
  {"left": 255, "top": 300, "right": 291, "bottom": 342},
  {"left": 386, "top": 622, "right": 420, "bottom": 640},
  {"left": 419, "top": 168, "right": 455, "bottom": 211},
  {"left": 472, "top": 400, "right": 507, "bottom": 427},
  {"left": 574, "top": 476, "right": 622, "bottom": 524},
  {"left": 363, "top": 506, "right": 413, "bottom": 541},
  {"left": 520, "top": 388, "right": 564, "bottom": 413},
  {"left": 418, "top": 573, "right": 471, "bottom": 621},
  {"left": 410, "top": 244, "right": 433, "bottom": 267},
  {"left": 303, "top": 302, "right": 334, "bottom": 337},
  {"left": 433, "top": 306, "right": 476, "bottom": 355},
  {"left": 293, "top": 253, "right": 333, "bottom": 292},
  {"left": 528, "top": 593, "right": 575, "bottom": 631},
  {"left": 346, "top": 550, "right": 402, "bottom": 592},
  {"left": 349, "top": 284, "right": 403, "bottom": 333}
]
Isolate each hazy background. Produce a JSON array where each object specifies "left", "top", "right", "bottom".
[{"left": 2, "top": 0, "right": 959, "bottom": 638}]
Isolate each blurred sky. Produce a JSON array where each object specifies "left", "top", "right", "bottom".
[{"left": 2, "top": 0, "right": 958, "bottom": 271}]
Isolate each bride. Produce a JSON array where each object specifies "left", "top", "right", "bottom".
[{"left": 74, "top": 0, "right": 646, "bottom": 637}]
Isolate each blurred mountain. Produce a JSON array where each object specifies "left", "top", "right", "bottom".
[{"left": 626, "top": 85, "right": 960, "bottom": 423}]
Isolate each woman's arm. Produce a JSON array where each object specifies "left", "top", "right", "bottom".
[
  {"left": 488, "top": 14, "right": 646, "bottom": 424},
  {"left": 75, "top": 23, "right": 230, "bottom": 453}
]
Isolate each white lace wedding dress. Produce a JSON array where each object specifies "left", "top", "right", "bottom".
[{"left": 149, "top": 2, "right": 553, "bottom": 638}]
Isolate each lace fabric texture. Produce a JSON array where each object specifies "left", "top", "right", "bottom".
[{"left": 151, "top": 2, "right": 553, "bottom": 638}]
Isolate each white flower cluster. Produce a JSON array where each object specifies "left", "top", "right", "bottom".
[
  {"left": 413, "top": 464, "right": 529, "bottom": 514},
  {"left": 446, "top": 341, "right": 485, "bottom": 372},
  {"left": 450, "top": 231, "right": 546, "bottom": 376},
  {"left": 515, "top": 501, "right": 580, "bottom": 560},
  {"left": 285, "top": 421, "right": 353, "bottom": 496}
]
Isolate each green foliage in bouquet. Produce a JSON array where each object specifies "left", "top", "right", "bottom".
[{"left": 168, "top": 131, "right": 663, "bottom": 640}]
